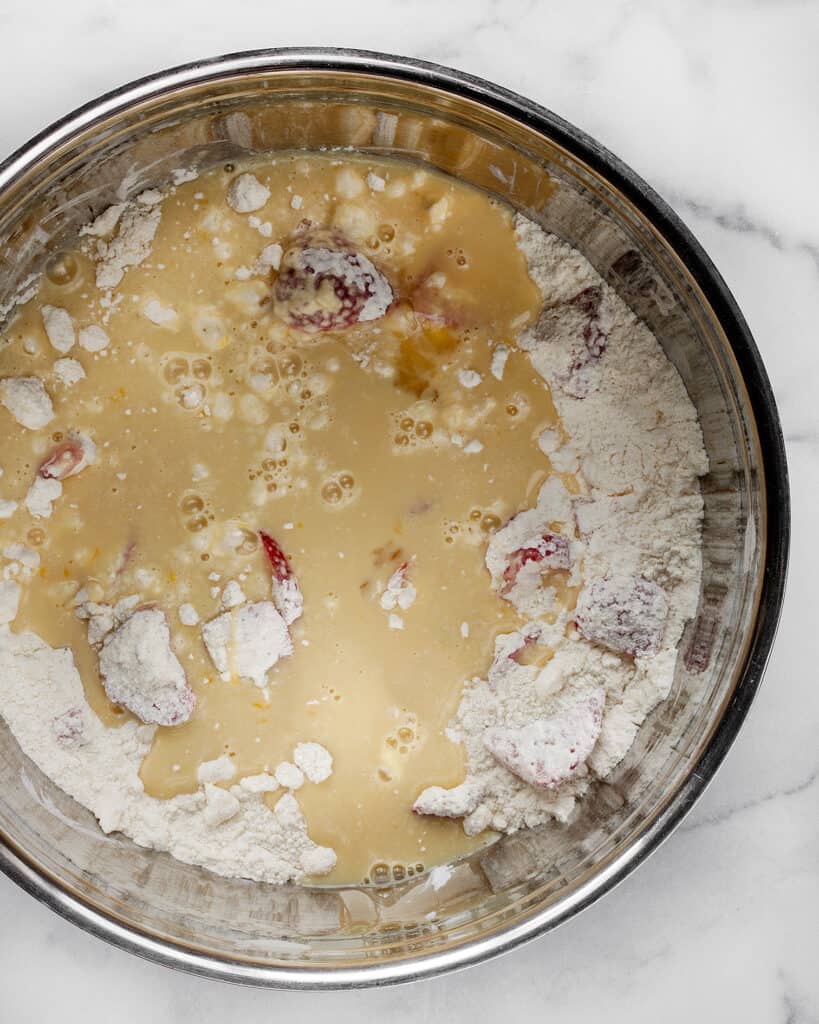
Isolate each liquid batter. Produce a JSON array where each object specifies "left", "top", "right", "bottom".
[{"left": 0, "top": 155, "right": 580, "bottom": 883}]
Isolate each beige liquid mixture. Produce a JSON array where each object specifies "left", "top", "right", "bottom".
[{"left": 0, "top": 154, "right": 579, "bottom": 883}]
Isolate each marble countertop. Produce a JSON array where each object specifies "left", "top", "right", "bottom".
[{"left": 1, "top": 1, "right": 816, "bottom": 1020}]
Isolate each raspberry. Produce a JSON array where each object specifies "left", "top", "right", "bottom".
[
  {"left": 575, "top": 574, "right": 668, "bottom": 656},
  {"left": 483, "top": 690, "right": 604, "bottom": 789},
  {"left": 485, "top": 509, "right": 571, "bottom": 616},
  {"left": 558, "top": 285, "right": 613, "bottom": 398},
  {"left": 52, "top": 706, "right": 86, "bottom": 745},
  {"left": 259, "top": 529, "right": 291, "bottom": 582},
  {"left": 259, "top": 530, "right": 303, "bottom": 626},
  {"left": 273, "top": 231, "right": 393, "bottom": 333},
  {"left": 38, "top": 433, "right": 95, "bottom": 480},
  {"left": 501, "top": 533, "right": 571, "bottom": 594}
]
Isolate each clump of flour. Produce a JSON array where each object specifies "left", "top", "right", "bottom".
[
  {"left": 82, "top": 190, "right": 163, "bottom": 291},
  {"left": 417, "top": 215, "right": 707, "bottom": 836},
  {"left": 0, "top": 628, "right": 336, "bottom": 883}
]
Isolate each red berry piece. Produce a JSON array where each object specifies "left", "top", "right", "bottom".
[
  {"left": 501, "top": 533, "right": 571, "bottom": 595},
  {"left": 486, "top": 510, "right": 571, "bottom": 616},
  {"left": 259, "top": 530, "right": 292, "bottom": 582},
  {"left": 558, "top": 285, "right": 613, "bottom": 398},
  {"left": 575, "top": 574, "right": 668, "bottom": 657},
  {"left": 114, "top": 540, "right": 137, "bottom": 581},
  {"left": 483, "top": 689, "right": 605, "bottom": 789},
  {"left": 273, "top": 231, "right": 393, "bottom": 333},
  {"left": 259, "top": 529, "right": 303, "bottom": 626},
  {"left": 52, "top": 706, "right": 86, "bottom": 745},
  {"left": 39, "top": 435, "right": 94, "bottom": 480}
]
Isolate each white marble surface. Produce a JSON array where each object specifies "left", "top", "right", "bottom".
[{"left": 1, "top": 1, "right": 817, "bottom": 1019}]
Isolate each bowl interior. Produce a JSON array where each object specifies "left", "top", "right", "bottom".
[{"left": 0, "top": 58, "right": 774, "bottom": 983}]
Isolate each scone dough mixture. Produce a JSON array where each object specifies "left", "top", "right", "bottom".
[{"left": 0, "top": 155, "right": 706, "bottom": 884}]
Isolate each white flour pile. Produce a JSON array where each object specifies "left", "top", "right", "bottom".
[
  {"left": 0, "top": 628, "right": 336, "bottom": 880},
  {"left": 414, "top": 215, "right": 707, "bottom": 835}
]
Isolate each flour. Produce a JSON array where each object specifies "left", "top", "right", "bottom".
[
  {"left": 89, "top": 194, "right": 162, "bottom": 290},
  {"left": 171, "top": 167, "right": 199, "bottom": 186},
  {"left": 143, "top": 299, "right": 177, "bottom": 325},
  {"left": 293, "top": 742, "right": 333, "bottom": 783},
  {"left": 178, "top": 602, "right": 199, "bottom": 626},
  {"left": 0, "top": 581, "right": 20, "bottom": 623},
  {"left": 41, "top": 305, "right": 76, "bottom": 353},
  {"left": 234, "top": 242, "right": 283, "bottom": 281},
  {"left": 201, "top": 600, "right": 293, "bottom": 687},
  {"left": 415, "top": 215, "right": 706, "bottom": 835},
  {"left": 203, "top": 783, "right": 240, "bottom": 826},
  {"left": 379, "top": 563, "right": 416, "bottom": 613},
  {"left": 98, "top": 608, "right": 196, "bottom": 727},
  {"left": 490, "top": 343, "right": 509, "bottom": 380},
  {"left": 220, "top": 580, "right": 245, "bottom": 609},
  {"left": 24, "top": 476, "right": 61, "bottom": 518},
  {"left": 239, "top": 772, "right": 279, "bottom": 794},
  {"left": 78, "top": 325, "right": 110, "bottom": 353},
  {"left": 413, "top": 780, "right": 484, "bottom": 818},
  {"left": 4, "top": 543, "right": 40, "bottom": 576},
  {"left": 457, "top": 369, "right": 482, "bottom": 389},
  {"left": 226, "top": 173, "right": 271, "bottom": 214},
  {"left": 0, "top": 376, "right": 54, "bottom": 430},
  {"left": 52, "top": 357, "right": 85, "bottom": 387},
  {"left": 274, "top": 761, "right": 305, "bottom": 790},
  {"left": 197, "top": 754, "right": 236, "bottom": 784},
  {"left": 300, "top": 845, "right": 338, "bottom": 876},
  {"left": 0, "top": 626, "right": 337, "bottom": 882},
  {"left": 80, "top": 203, "right": 125, "bottom": 238}
]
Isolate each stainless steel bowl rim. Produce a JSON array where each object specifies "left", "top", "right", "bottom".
[{"left": 0, "top": 47, "right": 790, "bottom": 990}]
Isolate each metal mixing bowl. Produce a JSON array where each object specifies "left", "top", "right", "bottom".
[{"left": 0, "top": 48, "right": 789, "bottom": 988}]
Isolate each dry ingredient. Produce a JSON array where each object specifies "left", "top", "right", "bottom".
[
  {"left": 0, "top": 152, "right": 705, "bottom": 886},
  {"left": 414, "top": 219, "right": 706, "bottom": 834}
]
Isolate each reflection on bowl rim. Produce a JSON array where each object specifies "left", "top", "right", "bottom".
[{"left": 0, "top": 48, "right": 790, "bottom": 988}]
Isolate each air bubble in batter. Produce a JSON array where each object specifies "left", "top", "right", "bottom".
[
  {"left": 180, "top": 494, "right": 204, "bottom": 514},
  {"left": 45, "top": 252, "right": 79, "bottom": 285},
  {"left": 321, "top": 481, "right": 343, "bottom": 504},
  {"left": 192, "top": 359, "right": 212, "bottom": 380},
  {"left": 164, "top": 357, "right": 189, "bottom": 385}
]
